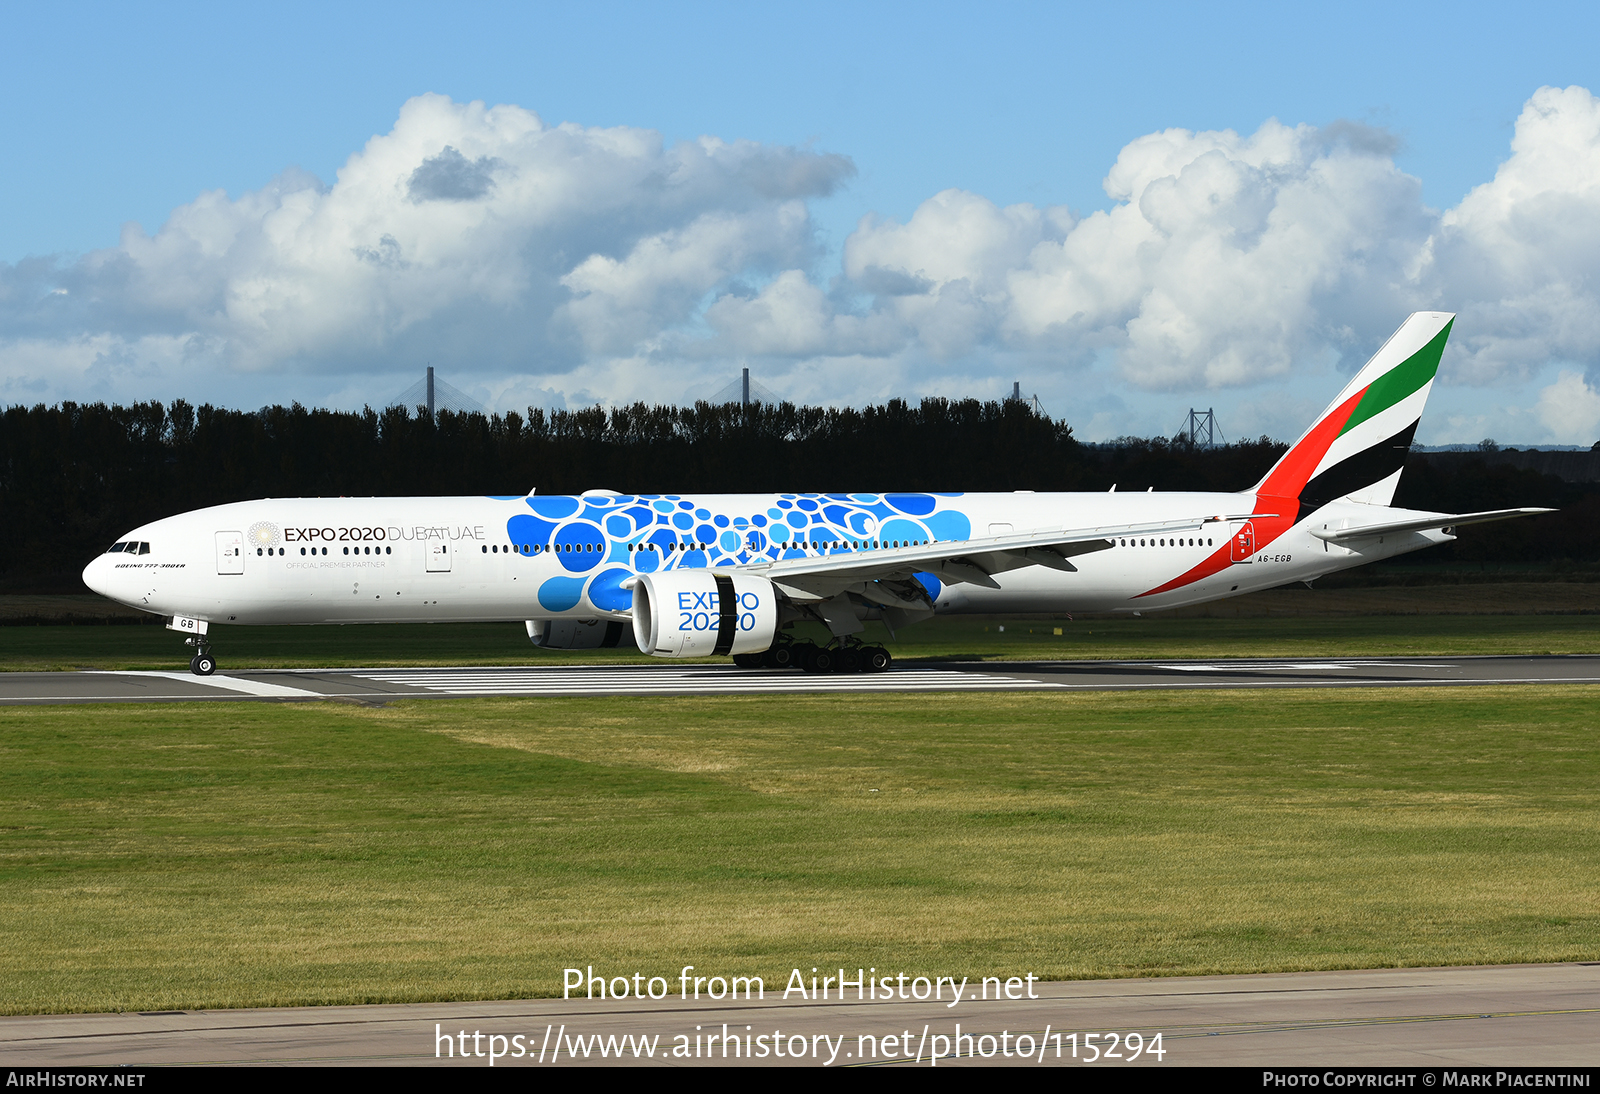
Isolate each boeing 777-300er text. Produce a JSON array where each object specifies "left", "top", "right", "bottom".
[{"left": 84, "top": 312, "right": 1549, "bottom": 675}]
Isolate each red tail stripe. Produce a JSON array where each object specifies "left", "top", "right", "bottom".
[
  {"left": 1257, "top": 385, "right": 1366, "bottom": 499},
  {"left": 1137, "top": 384, "right": 1369, "bottom": 600},
  {"left": 1135, "top": 499, "right": 1296, "bottom": 599},
  {"left": 1136, "top": 541, "right": 1234, "bottom": 598}
]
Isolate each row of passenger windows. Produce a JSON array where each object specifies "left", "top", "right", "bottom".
[
  {"left": 107, "top": 541, "right": 150, "bottom": 555},
  {"left": 481, "top": 543, "right": 600, "bottom": 554},
  {"left": 255, "top": 546, "right": 394, "bottom": 556},
  {"left": 253, "top": 536, "right": 1215, "bottom": 559},
  {"left": 480, "top": 539, "right": 934, "bottom": 555}
]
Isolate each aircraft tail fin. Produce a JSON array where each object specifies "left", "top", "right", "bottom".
[{"left": 1252, "top": 311, "right": 1454, "bottom": 523}]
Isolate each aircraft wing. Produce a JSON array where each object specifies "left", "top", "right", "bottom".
[
  {"left": 737, "top": 512, "right": 1265, "bottom": 603},
  {"left": 1309, "top": 508, "right": 1554, "bottom": 543}
]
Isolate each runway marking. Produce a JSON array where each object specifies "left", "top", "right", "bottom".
[
  {"left": 108, "top": 671, "right": 327, "bottom": 698},
  {"left": 5, "top": 659, "right": 1598, "bottom": 706},
  {"left": 1149, "top": 660, "right": 1456, "bottom": 672},
  {"left": 1035, "top": 676, "right": 1600, "bottom": 690},
  {"left": 351, "top": 667, "right": 1063, "bottom": 694}
]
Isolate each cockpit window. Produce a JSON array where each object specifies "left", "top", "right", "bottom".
[
  {"left": 136, "top": 542, "right": 150, "bottom": 555},
  {"left": 106, "top": 541, "right": 150, "bottom": 555},
  {"left": 107, "top": 542, "right": 126, "bottom": 553}
]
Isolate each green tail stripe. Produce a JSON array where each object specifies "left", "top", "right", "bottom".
[{"left": 1338, "top": 318, "right": 1452, "bottom": 437}]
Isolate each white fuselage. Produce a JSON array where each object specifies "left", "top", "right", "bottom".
[{"left": 81, "top": 491, "right": 1448, "bottom": 627}]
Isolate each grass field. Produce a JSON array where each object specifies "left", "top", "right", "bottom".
[
  {"left": 2, "top": 687, "right": 1597, "bottom": 1014},
  {"left": 2, "top": 582, "right": 1599, "bottom": 672}
]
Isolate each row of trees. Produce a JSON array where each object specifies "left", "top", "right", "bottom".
[{"left": 1, "top": 399, "right": 1593, "bottom": 592}]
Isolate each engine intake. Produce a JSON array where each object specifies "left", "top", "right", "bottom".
[{"left": 630, "top": 571, "right": 778, "bottom": 658}]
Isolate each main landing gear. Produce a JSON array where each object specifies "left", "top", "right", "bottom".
[
  {"left": 732, "top": 640, "right": 892, "bottom": 675},
  {"left": 186, "top": 637, "right": 217, "bottom": 676}
]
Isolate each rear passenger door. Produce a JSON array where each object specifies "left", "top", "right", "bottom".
[{"left": 1230, "top": 521, "right": 1255, "bottom": 564}]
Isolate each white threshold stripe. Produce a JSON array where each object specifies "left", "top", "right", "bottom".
[{"left": 107, "top": 671, "right": 325, "bottom": 698}]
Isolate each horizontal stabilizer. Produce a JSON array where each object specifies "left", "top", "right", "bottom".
[{"left": 1310, "top": 508, "right": 1554, "bottom": 543}]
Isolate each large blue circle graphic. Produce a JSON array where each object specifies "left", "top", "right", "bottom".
[
  {"left": 554, "top": 523, "right": 603, "bottom": 572},
  {"left": 527, "top": 496, "right": 581, "bottom": 519},
  {"left": 507, "top": 514, "right": 558, "bottom": 550},
  {"left": 885, "top": 493, "right": 937, "bottom": 516},
  {"left": 879, "top": 518, "right": 928, "bottom": 545},
  {"left": 538, "top": 576, "right": 585, "bottom": 611},
  {"left": 924, "top": 510, "right": 972, "bottom": 540}
]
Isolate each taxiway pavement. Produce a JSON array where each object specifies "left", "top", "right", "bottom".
[
  {"left": 3, "top": 655, "right": 1600, "bottom": 705},
  {"left": 2, "top": 963, "right": 1595, "bottom": 1067}
]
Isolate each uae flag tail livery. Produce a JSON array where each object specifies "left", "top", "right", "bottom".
[
  {"left": 1259, "top": 311, "right": 1453, "bottom": 525},
  {"left": 82, "top": 311, "right": 1553, "bottom": 676}
]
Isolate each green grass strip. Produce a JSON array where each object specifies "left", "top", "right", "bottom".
[{"left": 2, "top": 687, "right": 1597, "bottom": 1014}]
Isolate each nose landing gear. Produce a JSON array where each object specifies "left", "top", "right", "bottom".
[{"left": 185, "top": 637, "right": 217, "bottom": 676}]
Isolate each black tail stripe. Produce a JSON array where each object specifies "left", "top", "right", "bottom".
[
  {"left": 1295, "top": 419, "right": 1419, "bottom": 523},
  {"left": 713, "top": 574, "right": 737, "bottom": 656}
]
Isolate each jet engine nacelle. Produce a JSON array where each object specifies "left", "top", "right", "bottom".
[
  {"left": 630, "top": 571, "right": 779, "bottom": 658},
  {"left": 526, "top": 618, "right": 638, "bottom": 650}
]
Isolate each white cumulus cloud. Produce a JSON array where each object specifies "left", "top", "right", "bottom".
[
  {"left": 7, "top": 86, "right": 1600, "bottom": 441},
  {"left": 0, "top": 94, "right": 852, "bottom": 405},
  {"left": 1535, "top": 370, "right": 1600, "bottom": 442}
]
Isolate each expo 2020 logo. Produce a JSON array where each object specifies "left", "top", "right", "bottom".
[{"left": 248, "top": 521, "right": 281, "bottom": 550}]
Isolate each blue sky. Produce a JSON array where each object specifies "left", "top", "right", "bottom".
[{"left": 3, "top": 1, "right": 1600, "bottom": 443}]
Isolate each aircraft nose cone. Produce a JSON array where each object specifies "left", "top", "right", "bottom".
[{"left": 82, "top": 555, "right": 113, "bottom": 599}]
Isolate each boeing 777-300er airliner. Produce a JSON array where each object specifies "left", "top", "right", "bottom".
[{"left": 84, "top": 312, "right": 1549, "bottom": 676}]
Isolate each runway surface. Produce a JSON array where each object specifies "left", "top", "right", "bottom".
[
  {"left": 2, "top": 963, "right": 1596, "bottom": 1067},
  {"left": 3, "top": 655, "right": 1600, "bottom": 704}
]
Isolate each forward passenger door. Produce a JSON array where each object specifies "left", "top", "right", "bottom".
[{"left": 216, "top": 531, "right": 244, "bottom": 575}]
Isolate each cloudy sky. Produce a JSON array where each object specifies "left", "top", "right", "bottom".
[{"left": 4, "top": 1, "right": 1600, "bottom": 444}]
